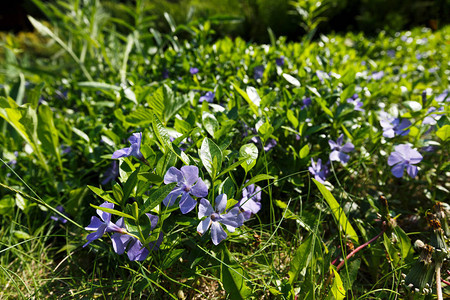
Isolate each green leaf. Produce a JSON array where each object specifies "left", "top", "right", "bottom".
[
  {"left": 232, "top": 83, "right": 259, "bottom": 115},
  {"left": 124, "top": 108, "right": 154, "bottom": 126},
  {"left": 239, "top": 143, "right": 258, "bottom": 173},
  {"left": 341, "top": 259, "right": 360, "bottom": 291},
  {"left": 217, "top": 157, "right": 249, "bottom": 178},
  {"left": 77, "top": 81, "right": 121, "bottom": 91},
  {"left": 137, "top": 172, "right": 164, "bottom": 184},
  {"left": 313, "top": 179, "right": 359, "bottom": 243},
  {"left": 289, "top": 234, "right": 314, "bottom": 284},
  {"left": 331, "top": 268, "right": 346, "bottom": 300},
  {"left": 37, "top": 105, "right": 62, "bottom": 170},
  {"left": 202, "top": 111, "right": 219, "bottom": 138},
  {"left": 122, "top": 169, "right": 139, "bottom": 205},
  {"left": 90, "top": 204, "right": 135, "bottom": 220},
  {"left": 152, "top": 114, "right": 171, "bottom": 152},
  {"left": 218, "top": 177, "right": 236, "bottom": 199},
  {"left": 142, "top": 183, "right": 177, "bottom": 214},
  {"left": 87, "top": 185, "right": 118, "bottom": 205},
  {"left": 403, "top": 101, "right": 422, "bottom": 112},
  {"left": 436, "top": 125, "right": 450, "bottom": 141},
  {"left": 221, "top": 245, "right": 252, "bottom": 300},
  {"left": 244, "top": 174, "right": 274, "bottom": 188},
  {"left": 299, "top": 145, "right": 310, "bottom": 159},
  {"left": 393, "top": 226, "right": 413, "bottom": 261},
  {"left": 287, "top": 110, "right": 299, "bottom": 128},
  {"left": 199, "top": 138, "right": 223, "bottom": 179}
]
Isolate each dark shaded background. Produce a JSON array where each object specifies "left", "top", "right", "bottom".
[{"left": 1, "top": 0, "right": 449, "bottom": 42}]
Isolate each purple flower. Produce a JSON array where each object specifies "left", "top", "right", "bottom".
[
  {"left": 101, "top": 161, "right": 119, "bottom": 185},
  {"left": 308, "top": 158, "right": 329, "bottom": 184},
  {"left": 436, "top": 90, "right": 448, "bottom": 103},
  {"left": 197, "top": 194, "right": 244, "bottom": 245},
  {"left": 370, "top": 71, "right": 384, "bottom": 80},
  {"left": 162, "top": 69, "right": 169, "bottom": 79},
  {"left": 387, "top": 50, "right": 396, "bottom": 58},
  {"left": 237, "top": 184, "right": 262, "bottom": 220},
  {"left": 83, "top": 202, "right": 127, "bottom": 247},
  {"left": 163, "top": 166, "right": 208, "bottom": 214},
  {"left": 264, "top": 138, "right": 277, "bottom": 152},
  {"left": 254, "top": 65, "right": 264, "bottom": 80},
  {"left": 316, "top": 70, "right": 330, "bottom": 83},
  {"left": 111, "top": 214, "right": 163, "bottom": 261},
  {"left": 61, "top": 145, "right": 72, "bottom": 154},
  {"left": 190, "top": 67, "right": 199, "bottom": 75},
  {"left": 50, "top": 205, "right": 68, "bottom": 224},
  {"left": 112, "top": 133, "right": 143, "bottom": 160},
  {"left": 388, "top": 144, "right": 423, "bottom": 178},
  {"left": 276, "top": 56, "right": 285, "bottom": 66},
  {"left": 379, "top": 112, "right": 411, "bottom": 138},
  {"left": 301, "top": 97, "right": 312, "bottom": 110},
  {"left": 328, "top": 134, "right": 355, "bottom": 164},
  {"left": 199, "top": 91, "right": 215, "bottom": 103},
  {"left": 423, "top": 107, "right": 443, "bottom": 125},
  {"left": 346, "top": 94, "right": 364, "bottom": 112}
]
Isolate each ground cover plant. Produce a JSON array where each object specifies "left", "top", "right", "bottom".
[{"left": 0, "top": 0, "right": 449, "bottom": 299}]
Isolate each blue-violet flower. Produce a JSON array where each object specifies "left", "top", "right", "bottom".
[
  {"left": 112, "top": 133, "right": 144, "bottom": 160},
  {"left": 197, "top": 194, "right": 244, "bottom": 245},
  {"left": 388, "top": 144, "right": 423, "bottom": 178},
  {"left": 163, "top": 166, "right": 208, "bottom": 214},
  {"left": 328, "top": 134, "right": 355, "bottom": 164}
]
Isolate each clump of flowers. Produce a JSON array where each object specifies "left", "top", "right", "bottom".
[
  {"left": 387, "top": 144, "right": 423, "bottom": 178},
  {"left": 379, "top": 112, "right": 411, "bottom": 138},
  {"left": 346, "top": 94, "right": 364, "bottom": 112},
  {"left": 190, "top": 67, "right": 199, "bottom": 75}
]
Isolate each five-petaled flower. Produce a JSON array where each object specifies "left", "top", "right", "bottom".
[
  {"left": 199, "top": 91, "right": 215, "bottom": 103},
  {"left": 254, "top": 65, "right": 264, "bottom": 80},
  {"left": 50, "top": 205, "right": 68, "bottom": 224},
  {"left": 276, "top": 56, "right": 285, "bottom": 66},
  {"left": 197, "top": 194, "right": 244, "bottom": 245},
  {"left": 111, "top": 214, "right": 163, "bottom": 261},
  {"left": 309, "top": 158, "right": 329, "bottom": 184},
  {"left": 190, "top": 67, "right": 199, "bottom": 75},
  {"left": 388, "top": 144, "right": 423, "bottom": 178},
  {"left": 83, "top": 202, "right": 127, "bottom": 247},
  {"left": 379, "top": 112, "right": 411, "bottom": 138},
  {"left": 328, "top": 134, "right": 355, "bottom": 164},
  {"left": 112, "top": 133, "right": 144, "bottom": 160},
  {"left": 238, "top": 184, "right": 262, "bottom": 220},
  {"left": 163, "top": 166, "right": 208, "bottom": 214},
  {"left": 346, "top": 94, "right": 364, "bottom": 112}
]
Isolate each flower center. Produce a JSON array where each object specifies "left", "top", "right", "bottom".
[
  {"left": 211, "top": 213, "right": 219, "bottom": 221},
  {"left": 184, "top": 185, "right": 191, "bottom": 192}
]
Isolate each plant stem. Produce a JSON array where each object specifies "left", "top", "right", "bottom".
[
  {"left": 335, "top": 224, "right": 386, "bottom": 272},
  {"left": 436, "top": 262, "right": 443, "bottom": 300}
]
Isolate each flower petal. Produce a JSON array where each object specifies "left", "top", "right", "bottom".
[
  {"left": 215, "top": 194, "right": 227, "bottom": 213},
  {"left": 406, "top": 165, "right": 418, "bottom": 178},
  {"left": 341, "top": 142, "right": 354, "bottom": 153},
  {"left": 391, "top": 164, "right": 405, "bottom": 178},
  {"left": 164, "top": 167, "right": 183, "bottom": 184},
  {"left": 145, "top": 214, "right": 159, "bottom": 230},
  {"left": 210, "top": 222, "right": 227, "bottom": 245},
  {"left": 198, "top": 198, "right": 214, "bottom": 219},
  {"left": 111, "top": 233, "right": 132, "bottom": 255},
  {"left": 388, "top": 151, "right": 404, "bottom": 166},
  {"left": 127, "top": 239, "right": 149, "bottom": 261},
  {"left": 162, "top": 187, "right": 183, "bottom": 207},
  {"left": 190, "top": 178, "right": 208, "bottom": 198},
  {"left": 328, "top": 140, "right": 338, "bottom": 150},
  {"left": 329, "top": 150, "right": 341, "bottom": 162},
  {"left": 179, "top": 193, "right": 197, "bottom": 214},
  {"left": 85, "top": 216, "right": 103, "bottom": 231},
  {"left": 220, "top": 207, "right": 244, "bottom": 228},
  {"left": 112, "top": 147, "right": 132, "bottom": 159},
  {"left": 98, "top": 202, "right": 114, "bottom": 223},
  {"left": 180, "top": 165, "right": 199, "bottom": 186},
  {"left": 197, "top": 217, "right": 212, "bottom": 235}
]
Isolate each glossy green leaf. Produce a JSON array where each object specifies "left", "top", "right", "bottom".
[
  {"left": 239, "top": 143, "right": 258, "bottom": 173},
  {"left": 90, "top": 204, "right": 135, "bottom": 220},
  {"left": 199, "top": 137, "right": 222, "bottom": 179}
]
